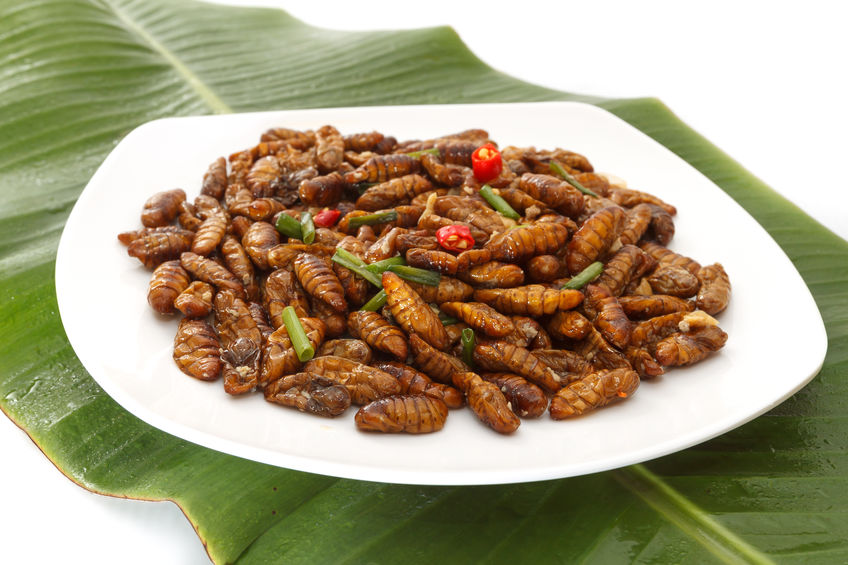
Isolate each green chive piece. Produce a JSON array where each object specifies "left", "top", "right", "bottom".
[
  {"left": 387, "top": 264, "right": 441, "bottom": 286},
  {"left": 479, "top": 184, "right": 521, "bottom": 220},
  {"left": 439, "top": 313, "right": 460, "bottom": 326},
  {"left": 274, "top": 212, "right": 303, "bottom": 239},
  {"left": 354, "top": 182, "right": 378, "bottom": 194},
  {"left": 299, "top": 211, "right": 315, "bottom": 244},
  {"left": 282, "top": 306, "right": 314, "bottom": 362},
  {"left": 562, "top": 261, "right": 604, "bottom": 289},
  {"left": 331, "top": 249, "right": 383, "bottom": 288},
  {"left": 549, "top": 161, "right": 600, "bottom": 198},
  {"left": 405, "top": 147, "right": 440, "bottom": 158},
  {"left": 347, "top": 210, "right": 398, "bottom": 228},
  {"left": 365, "top": 256, "right": 406, "bottom": 274},
  {"left": 360, "top": 289, "right": 388, "bottom": 311},
  {"left": 461, "top": 327, "right": 475, "bottom": 367}
]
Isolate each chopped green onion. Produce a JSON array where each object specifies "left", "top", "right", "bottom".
[
  {"left": 549, "top": 161, "right": 599, "bottom": 198},
  {"left": 405, "top": 147, "right": 440, "bottom": 158},
  {"left": 275, "top": 212, "right": 303, "bottom": 239},
  {"left": 562, "top": 261, "right": 604, "bottom": 289},
  {"left": 282, "top": 306, "right": 314, "bottom": 362},
  {"left": 360, "top": 289, "right": 388, "bottom": 311},
  {"left": 331, "top": 249, "right": 383, "bottom": 288},
  {"left": 479, "top": 184, "right": 521, "bottom": 220},
  {"left": 365, "top": 256, "right": 406, "bottom": 274},
  {"left": 439, "top": 314, "right": 460, "bottom": 326},
  {"left": 387, "top": 264, "right": 441, "bottom": 286},
  {"left": 354, "top": 181, "right": 378, "bottom": 194},
  {"left": 299, "top": 211, "right": 315, "bottom": 244},
  {"left": 461, "top": 328, "right": 475, "bottom": 367},
  {"left": 347, "top": 210, "right": 398, "bottom": 228}
]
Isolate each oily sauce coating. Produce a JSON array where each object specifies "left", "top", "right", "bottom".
[{"left": 355, "top": 395, "right": 448, "bottom": 434}]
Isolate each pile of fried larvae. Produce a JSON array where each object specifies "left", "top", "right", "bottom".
[{"left": 119, "top": 125, "right": 730, "bottom": 435}]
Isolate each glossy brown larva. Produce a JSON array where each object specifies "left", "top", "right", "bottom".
[{"left": 122, "top": 123, "right": 730, "bottom": 435}]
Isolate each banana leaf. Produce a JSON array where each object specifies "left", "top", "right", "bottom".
[{"left": 1, "top": 1, "right": 846, "bottom": 563}]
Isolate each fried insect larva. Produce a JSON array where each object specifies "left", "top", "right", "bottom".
[
  {"left": 302, "top": 355, "right": 401, "bottom": 405},
  {"left": 227, "top": 197, "right": 286, "bottom": 222},
  {"left": 344, "top": 154, "right": 421, "bottom": 184},
  {"left": 118, "top": 225, "right": 189, "bottom": 246},
  {"left": 618, "top": 294, "right": 694, "bottom": 319},
  {"left": 200, "top": 156, "right": 228, "bottom": 199},
  {"left": 180, "top": 251, "right": 245, "bottom": 298},
  {"left": 147, "top": 260, "right": 191, "bottom": 314},
  {"left": 173, "top": 318, "right": 222, "bottom": 381},
  {"left": 484, "top": 222, "right": 570, "bottom": 263},
  {"left": 473, "top": 285, "right": 583, "bottom": 317},
  {"left": 473, "top": 341, "right": 562, "bottom": 393},
  {"left": 373, "top": 361, "right": 464, "bottom": 409},
  {"left": 608, "top": 187, "right": 677, "bottom": 215},
  {"left": 266, "top": 242, "right": 337, "bottom": 270},
  {"left": 618, "top": 203, "right": 653, "bottom": 246},
  {"left": 624, "top": 346, "right": 664, "bottom": 379},
  {"left": 646, "top": 203, "right": 675, "bottom": 245},
  {"left": 566, "top": 206, "right": 627, "bottom": 275},
  {"left": 639, "top": 241, "right": 701, "bottom": 276},
  {"left": 418, "top": 213, "right": 488, "bottom": 245},
  {"left": 177, "top": 201, "right": 202, "bottom": 231},
  {"left": 452, "top": 372, "right": 520, "bottom": 434},
  {"left": 439, "top": 301, "right": 515, "bottom": 338},
  {"left": 518, "top": 173, "right": 584, "bottom": 218},
  {"left": 454, "top": 248, "right": 493, "bottom": 272},
  {"left": 355, "top": 174, "right": 432, "bottom": 211},
  {"left": 315, "top": 124, "right": 344, "bottom": 172},
  {"left": 246, "top": 155, "right": 282, "bottom": 198},
  {"left": 383, "top": 271, "right": 450, "bottom": 350},
  {"left": 242, "top": 221, "right": 280, "bottom": 271},
  {"left": 696, "top": 263, "right": 731, "bottom": 315},
  {"left": 355, "top": 395, "right": 448, "bottom": 434},
  {"left": 408, "top": 333, "right": 470, "bottom": 385},
  {"left": 347, "top": 310, "right": 408, "bottom": 361},
  {"left": 480, "top": 373, "right": 547, "bottom": 418},
  {"left": 127, "top": 229, "right": 195, "bottom": 268},
  {"left": 364, "top": 226, "right": 404, "bottom": 263},
  {"left": 298, "top": 172, "right": 346, "bottom": 207},
  {"left": 629, "top": 312, "right": 687, "bottom": 348},
  {"left": 549, "top": 368, "right": 639, "bottom": 420},
  {"left": 264, "top": 373, "right": 351, "bottom": 417},
  {"left": 653, "top": 325, "right": 728, "bottom": 367},
  {"left": 173, "top": 280, "right": 214, "bottom": 318},
  {"left": 596, "top": 244, "right": 651, "bottom": 297},
  {"left": 238, "top": 305, "right": 268, "bottom": 345},
  {"left": 190, "top": 211, "right": 228, "bottom": 256},
  {"left": 574, "top": 326, "right": 631, "bottom": 371},
  {"left": 293, "top": 252, "right": 347, "bottom": 313},
  {"left": 141, "top": 188, "right": 186, "bottom": 227},
  {"left": 420, "top": 153, "right": 465, "bottom": 187},
  {"left": 220, "top": 235, "right": 258, "bottom": 301},
  {"left": 260, "top": 127, "right": 315, "bottom": 147},
  {"left": 526, "top": 254, "right": 566, "bottom": 283},
  {"left": 343, "top": 131, "right": 385, "bottom": 152},
  {"left": 316, "top": 339, "right": 373, "bottom": 365},
  {"left": 405, "top": 248, "right": 459, "bottom": 275},
  {"left": 496, "top": 187, "right": 553, "bottom": 218},
  {"left": 572, "top": 172, "right": 611, "bottom": 197},
  {"left": 310, "top": 297, "right": 348, "bottom": 338},
  {"left": 584, "top": 284, "right": 632, "bottom": 349},
  {"left": 508, "top": 316, "right": 552, "bottom": 349},
  {"left": 531, "top": 349, "right": 592, "bottom": 381},
  {"left": 213, "top": 290, "right": 263, "bottom": 395},
  {"left": 333, "top": 236, "right": 371, "bottom": 307},
  {"left": 647, "top": 264, "right": 700, "bottom": 298},
  {"left": 457, "top": 261, "right": 525, "bottom": 288},
  {"left": 260, "top": 317, "right": 326, "bottom": 386},
  {"left": 434, "top": 196, "right": 507, "bottom": 235},
  {"left": 263, "top": 268, "right": 310, "bottom": 328}
]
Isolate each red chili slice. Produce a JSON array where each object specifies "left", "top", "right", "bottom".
[
  {"left": 471, "top": 143, "right": 503, "bottom": 182},
  {"left": 313, "top": 208, "right": 341, "bottom": 228},
  {"left": 436, "top": 224, "right": 475, "bottom": 252}
]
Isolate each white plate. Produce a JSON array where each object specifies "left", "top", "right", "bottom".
[{"left": 55, "top": 102, "right": 826, "bottom": 485}]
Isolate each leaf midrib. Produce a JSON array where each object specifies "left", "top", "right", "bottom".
[{"left": 99, "top": 0, "right": 231, "bottom": 115}]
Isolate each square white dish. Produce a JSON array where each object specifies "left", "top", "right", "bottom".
[{"left": 55, "top": 102, "right": 827, "bottom": 485}]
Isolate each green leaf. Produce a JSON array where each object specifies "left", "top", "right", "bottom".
[{"left": 1, "top": 1, "right": 847, "bottom": 564}]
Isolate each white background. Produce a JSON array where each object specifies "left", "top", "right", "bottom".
[{"left": 2, "top": 1, "right": 846, "bottom": 563}]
